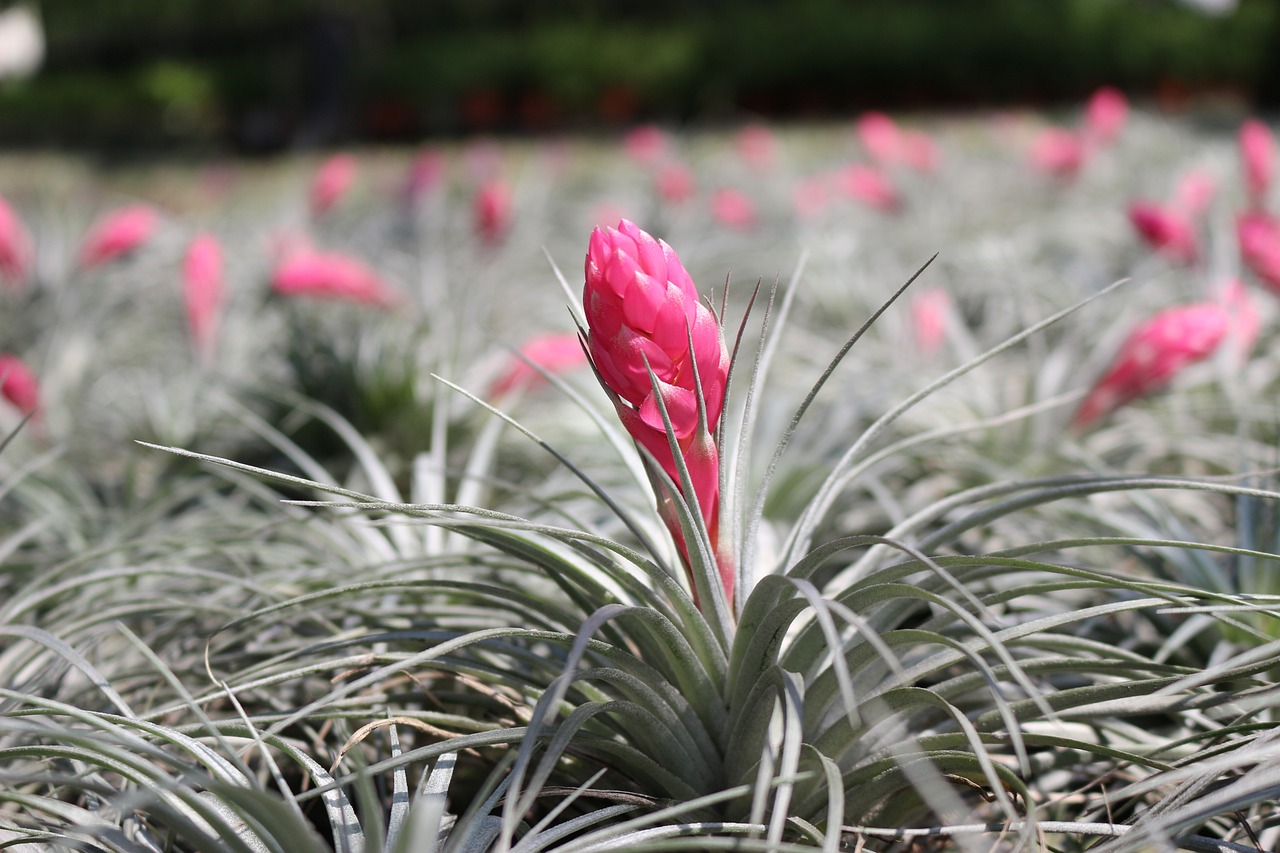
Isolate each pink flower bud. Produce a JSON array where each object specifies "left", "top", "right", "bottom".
[
  {"left": 583, "top": 220, "right": 730, "bottom": 601},
  {"left": 710, "top": 188, "right": 756, "bottom": 230},
  {"left": 856, "top": 111, "right": 902, "bottom": 165},
  {"left": 271, "top": 246, "right": 399, "bottom": 308},
  {"left": 834, "top": 164, "right": 899, "bottom": 211},
  {"left": 1237, "top": 210, "right": 1280, "bottom": 292},
  {"left": 182, "top": 233, "right": 223, "bottom": 365},
  {"left": 910, "top": 288, "right": 952, "bottom": 358},
  {"left": 623, "top": 124, "right": 668, "bottom": 165},
  {"left": 0, "top": 353, "right": 39, "bottom": 414},
  {"left": 736, "top": 124, "right": 777, "bottom": 169},
  {"left": 309, "top": 153, "right": 357, "bottom": 217},
  {"left": 1128, "top": 201, "right": 1198, "bottom": 264},
  {"left": 474, "top": 179, "right": 512, "bottom": 245},
  {"left": 656, "top": 162, "right": 695, "bottom": 204},
  {"left": 1240, "top": 119, "right": 1275, "bottom": 208},
  {"left": 1084, "top": 86, "right": 1128, "bottom": 145},
  {"left": 1029, "top": 127, "right": 1086, "bottom": 180},
  {"left": 489, "top": 332, "right": 588, "bottom": 398},
  {"left": 77, "top": 204, "right": 158, "bottom": 270},
  {"left": 1073, "top": 302, "right": 1229, "bottom": 429},
  {"left": 1171, "top": 169, "right": 1216, "bottom": 218},
  {"left": 0, "top": 194, "right": 33, "bottom": 287}
]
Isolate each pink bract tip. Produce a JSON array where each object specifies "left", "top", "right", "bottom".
[
  {"left": 1128, "top": 201, "right": 1198, "bottom": 265},
  {"left": 910, "top": 288, "right": 952, "bottom": 358},
  {"left": 182, "top": 233, "right": 223, "bottom": 365},
  {"left": 1072, "top": 302, "right": 1229, "bottom": 429},
  {"left": 1171, "top": 169, "right": 1217, "bottom": 218},
  {"left": 656, "top": 162, "right": 695, "bottom": 204},
  {"left": 271, "top": 246, "right": 400, "bottom": 308},
  {"left": 0, "top": 353, "right": 39, "bottom": 414},
  {"left": 489, "top": 332, "right": 588, "bottom": 398},
  {"left": 856, "top": 111, "right": 902, "bottom": 165},
  {"left": 833, "top": 164, "right": 899, "bottom": 211},
  {"left": 77, "top": 204, "right": 159, "bottom": 270},
  {"left": 1237, "top": 210, "right": 1280, "bottom": 292},
  {"left": 309, "top": 153, "right": 357, "bottom": 217},
  {"left": 710, "top": 188, "right": 756, "bottom": 230},
  {"left": 1084, "top": 86, "right": 1128, "bottom": 145},
  {"left": 474, "top": 179, "right": 512, "bottom": 245},
  {"left": 623, "top": 124, "right": 669, "bottom": 165},
  {"left": 1029, "top": 127, "right": 1087, "bottom": 179},
  {"left": 0, "top": 194, "right": 33, "bottom": 287}
]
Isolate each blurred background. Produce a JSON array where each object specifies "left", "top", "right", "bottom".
[{"left": 0, "top": 0, "right": 1276, "bottom": 155}]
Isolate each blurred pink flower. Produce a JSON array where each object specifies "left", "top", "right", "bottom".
[
  {"left": 77, "top": 204, "right": 158, "bottom": 270},
  {"left": 856, "top": 111, "right": 902, "bottom": 165},
  {"left": 489, "top": 332, "right": 587, "bottom": 398},
  {"left": 0, "top": 194, "right": 33, "bottom": 287},
  {"left": 900, "top": 129, "right": 939, "bottom": 172},
  {"left": 1084, "top": 86, "right": 1128, "bottom": 145},
  {"left": 271, "top": 246, "right": 399, "bottom": 308},
  {"left": 1171, "top": 169, "right": 1217, "bottom": 218},
  {"left": 792, "top": 176, "right": 832, "bottom": 218},
  {"left": 474, "top": 179, "right": 512, "bottom": 245},
  {"left": 656, "top": 162, "right": 695, "bottom": 204},
  {"left": 583, "top": 219, "right": 730, "bottom": 603},
  {"left": 1240, "top": 118, "right": 1275, "bottom": 208},
  {"left": 309, "top": 153, "right": 357, "bottom": 217},
  {"left": 1237, "top": 210, "right": 1280, "bottom": 291},
  {"left": 736, "top": 124, "right": 777, "bottom": 169},
  {"left": 0, "top": 353, "right": 39, "bottom": 414},
  {"left": 833, "top": 164, "right": 899, "bottom": 211},
  {"left": 1072, "top": 302, "right": 1229, "bottom": 429},
  {"left": 910, "top": 288, "right": 952, "bottom": 357},
  {"left": 1028, "top": 127, "right": 1087, "bottom": 180},
  {"left": 404, "top": 150, "right": 445, "bottom": 205},
  {"left": 710, "top": 188, "right": 756, "bottom": 229},
  {"left": 1220, "top": 278, "right": 1260, "bottom": 362},
  {"left": 1128, "top": 201, "right": 1198, "bottom": 264},
  {"left": 182, "top": 233, "right": 223, "bottom": 364},
  {"left": 623, "top": 124, "right": 669, "bottom": 165}
]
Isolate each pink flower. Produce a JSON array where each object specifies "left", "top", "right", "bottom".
[
  {"left": 77, "top": 204, "right": 158, "bottom": 269},
  {"left": 271, "top": 246, "right": 399, "bottom": 308},
  {"left": 910, "top": 288, "right": 952, "bottom": 358},
  {"left": 656, "top": 162, "right": 695, "bottom": 204},
  {"left": 489, "top": 332, "right": 588, "bottom": 398},
  {"left": 583, "top": 220, "right": 730, "bottom": 603},
  {"left": 309, "top": 153, "right": 357, "bottom": 217},
  {"left": 1220, "top": 278, "right": 1260, "bottom": 362},
  {"left": 1128, "top": 201, "right": 1198, "bottom": 264},
  {"left": 710, "top": 188, "right": 756, "bottom": 230},
  {"left": 1029, "top": 127, "right": 1086, "bottom": 180},
  {"left": 1240, "top": 119, "right": 1275, "bottom": 208},
  {"left": 833, "top": 164, "right": 899, "bottom": 211},
  {"left": 900, "top": 129, "right": 939, "bottom": 172},
  {"left": 1171, "top": 169, "right": 1216, "bottom": 218},
  {"left": 856, "top": 111, "right": 902, "bottom": 165},
  {"left": 1084, "top": 86, "right": 1128, "bottom": 145},
  {"left": 1072, "top": 302, "right": 1229, "bottom": 429},
  {"left": 623, "top": 124, "right": 669, "bottom": 165},
  {"left": 736, "top": 124, "right": 777, "bottom": 169},
  {"left": 182, "top": 233, "right": 223, "bottom": 364},
  {"left": 0, "top": 194, "right": 33, "bottom": 287},
  {"left": 1237, "top": 210, "right": 1280, "bottom": 291},
  {"left": 404, "top": 150, "right": 445, "bottom": 204},
  {"left": 474, "top": 179, "right": 512, "bottom": 245},
  {"left": 792, "top": 176, "right": 832, "bottom": 218},
  {"left": 0, "top": 353, "right": 39, "bottom": 414}
]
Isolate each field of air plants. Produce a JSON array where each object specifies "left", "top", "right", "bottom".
[{"left": 4, "top": 90, "right": 1280, "bottom": 852}]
